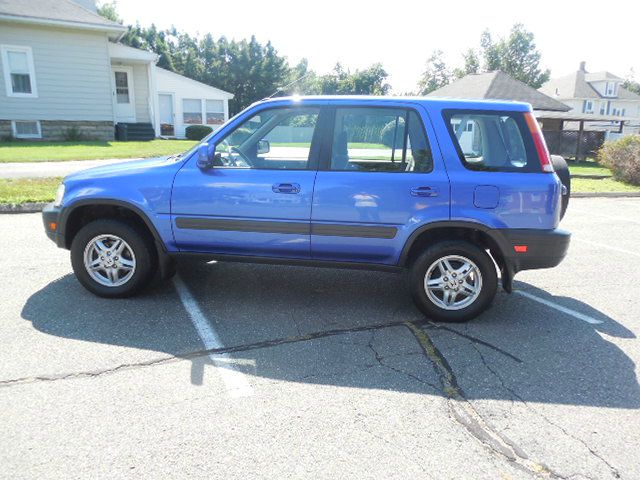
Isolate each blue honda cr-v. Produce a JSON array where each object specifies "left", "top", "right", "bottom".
[{"left": 43, "top": 96, "right": 571, "bottom": 322}]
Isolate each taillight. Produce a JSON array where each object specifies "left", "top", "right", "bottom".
[{"left": 524, "top": 112, "right": 554, "bottom": 173}]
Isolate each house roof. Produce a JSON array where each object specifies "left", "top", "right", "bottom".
[
  {"left": 0, "top": 0, "right": 126, "bottom": 35},
  {"left": 540, "top": 70, "right": 640, "bottom": 101},
  {"left": 156, "top": 67, "right": 234, "bottom": 99},
  {"left": 427, "top": 71, "right": 571, "bottom": 112}
]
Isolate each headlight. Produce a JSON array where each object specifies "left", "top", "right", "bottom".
[{"left": 54, "top": 183, "right": 65, "bottom": 207}]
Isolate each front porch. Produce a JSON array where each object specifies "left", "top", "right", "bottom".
[{"left": 108, "top": 43, "right": 158, "bottom": 140}]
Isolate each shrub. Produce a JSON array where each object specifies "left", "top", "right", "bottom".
[
  {"left": 185, "top": 125, "right": 213, "bottom": 141},
  {"left": 63, "top": 126, "right": 84, "bottom": 141},
  {"left": 597, "top": 135, "right": 640, "bottom": 185},
  {"left": 381, "top": 119, "right": 403, "bottom": 148}
]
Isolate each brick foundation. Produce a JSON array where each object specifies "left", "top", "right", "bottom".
[{"left": 0, "top": 120, "right": 115, "bottom": 141}]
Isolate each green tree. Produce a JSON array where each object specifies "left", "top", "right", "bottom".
[
  {"left": 96, "top": 1, "right": 122, "bottom": 24},
  {"left": 623, "top": 69, "right": 640, "bottom": 95},
  {"left": 454, "top": 48, "right": 480, "bottom": 78},
  {"left": 479, "top": 24, "right": 550, "bottom": 88},
  {"left": 417, "top": 50, "right": 452, "bottom": 94}
]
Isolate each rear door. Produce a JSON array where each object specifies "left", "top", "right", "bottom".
[
  {"left": 171, "top": 105, "right": 322, "bottom": 258},
  {"left": 310, "top": 104, "right": 450, "bottom": 265}
]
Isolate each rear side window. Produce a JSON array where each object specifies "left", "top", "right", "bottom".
[
  {"left": 444, "top": 110, "right": 539, "bottom": 172},
  {"left": 330, "top": 108, "right": 433, "bottom": 172}
]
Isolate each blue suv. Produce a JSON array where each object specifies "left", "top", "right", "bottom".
[{"left": 43, "top": 96, "right": 571, "bottom": 322}]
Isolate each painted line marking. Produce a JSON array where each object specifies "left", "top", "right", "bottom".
[
  {"left": 574, "top": 238, "right": 640, "bottom": 258},
  {"left": 514, "top": 290, "right": 603, "bottom": 325},
  {"left": 173, "top": 276, "right": 254, "bottom": 397}
]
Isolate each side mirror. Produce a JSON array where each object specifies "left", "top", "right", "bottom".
[
  {"left": 196, "top": 143, "right": 212, "bottom": 169},
  {"left": 257, "top": 139, "right": 270, "bottom": 155}
]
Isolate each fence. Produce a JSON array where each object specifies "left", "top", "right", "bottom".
[{"left": 542, "top": 130, "right": 605, "bottom": 159}]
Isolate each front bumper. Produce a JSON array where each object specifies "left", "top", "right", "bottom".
[{"left": 42, "top": 202, "right": 65, "bottom": 248}]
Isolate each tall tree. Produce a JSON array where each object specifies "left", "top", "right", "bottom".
[
  {"left": 479, "top": 24, "right": 550, "bottom": 88},
  {"left": 96, "top": 1, "right": 122, "bottom": 24},
  {"left": 454, "top": 49, "right": 480, "bottom": 78},
  {"left": 417, "top": 50, "right": 452, "bottom": 94}
]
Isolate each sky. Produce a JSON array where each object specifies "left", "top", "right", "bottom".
[{"left": 115, "top": 0, "right": 640, "bottom": 93}]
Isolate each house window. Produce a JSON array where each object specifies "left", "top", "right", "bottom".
[
  {"left": 114, "top": 71, "right": 130, "bottom": 103},
  {"left": 583, "top": 100, "right": 594, "bottom": 114},
  {"left": 206, "top": 99, "right": 225, "bottom": 125},
  {"left": 1, "top": 45, "right": 37, "bottom": 97},
  {"left": 605, "top": 82, "right": 618, "bottom": 97},
  {"left": 183, "top": 99, "right": 202, "bottom": 124},
  {"left": 11, "top": 120, "right": 41, "bottom": 139}
]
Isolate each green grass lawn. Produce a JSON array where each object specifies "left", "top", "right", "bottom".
[
  {"left": 572, "top": 177, "right": 640, "bottom": 193},
  {"left": 271, "top": 142, "right": 387, "bottom": 149},
  {"left": 0, "top": 140, "right": 197, "bottom": 163},
  {"left": 567, "top": 159, "right": 612, "bottom": 177},
  {"left": 0, "top": 177, "right": 62, "bottom": 204}
]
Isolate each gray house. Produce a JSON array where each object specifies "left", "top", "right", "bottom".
[{"left": 0, "top": 0, "right": 233, "bottom": 140}]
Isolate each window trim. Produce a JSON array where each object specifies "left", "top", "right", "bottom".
[
  {"left": 319, "top": 105, "right": 434, "bottom": 174},
  {"left": 11, "top": 120, "right": 42, "bottom": 139},
  {"left": 442, "top": 108, "right": 541, "bottom": 174},
  {"left": 1, "top": 45, "right": 38, "bottom": 98}
]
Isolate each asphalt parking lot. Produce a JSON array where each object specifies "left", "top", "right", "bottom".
[{"left": 1, "top": 197, "right": 639, "bottom": 480}]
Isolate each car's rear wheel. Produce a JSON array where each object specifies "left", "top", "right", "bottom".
[
  {"left": 551, "top": 155, "right": 570, "bottom": 220},
  {"left": 409, "top": 241, "right": 497, "bottom": 322},
  {"left": 71, "top": 219, "right": 156, "bottom": 297}
]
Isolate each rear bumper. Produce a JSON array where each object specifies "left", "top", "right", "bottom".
[
  {"left": 42, "top": 202, "right": 66, "bottom": 248},
  {"left": 498, "top": 228, "right": 571, "bottom": 273}
]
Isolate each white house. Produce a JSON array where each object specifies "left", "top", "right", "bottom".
[
  {"left": 0, "top": 0, "right": 233, "bottom": 140},
  {"left": 539, "top": 62, "right": 640, "bottom": 134}
]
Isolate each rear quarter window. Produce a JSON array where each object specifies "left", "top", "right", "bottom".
[{"left": 443, "top": 109, "right": 540, "bottom": 173}]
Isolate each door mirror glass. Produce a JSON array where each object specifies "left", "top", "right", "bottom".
[
  {"left": 196, "top": 143, "right": 212, "bottom": 169},
  {"left": 257, "top": 139, "right": 270, "bottom": 155}
]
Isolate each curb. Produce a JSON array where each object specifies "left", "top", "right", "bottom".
[
  {"left": 0, "top": 202, "right": 48, "bottom": 213},
  {"left": 571, "top": 192, "right": 640, "bottom": 198},
  {"left": 570, "top": 174, "right": 612, "bottom": 180}
]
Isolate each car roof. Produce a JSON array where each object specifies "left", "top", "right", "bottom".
[{"left": 255, "top": 95, "right": 532, "bottom": 112}]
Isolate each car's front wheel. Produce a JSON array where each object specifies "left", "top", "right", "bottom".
[
  {"left": 70, "top": 219, "right": 156, "bottom": 297},
  {"left": 409, "top": 240, "right": 498, "bottom": 322}
]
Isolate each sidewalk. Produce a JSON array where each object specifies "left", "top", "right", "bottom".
[{"left": 0, "top": 158, "right": 141, "bottom": 179}]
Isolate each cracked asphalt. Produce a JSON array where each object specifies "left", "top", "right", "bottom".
[{"left": 1, "top": 197, "right": 639, "bottom": 479}]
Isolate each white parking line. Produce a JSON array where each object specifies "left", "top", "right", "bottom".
[
  {"left": 173, "top": 276, "right": 254, "bottom": 398},
  {"left": 514, "top": 290, "right": 603, "bottom": 325},
  {"left": 574, "top": 238, "right": 640, "bottom": 258}
]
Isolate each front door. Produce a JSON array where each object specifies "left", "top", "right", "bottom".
[
  {"left": 311, "top": 105, "right": 450, "bottom": 265},
  {"left": 112, "top": 67, "right": 136, "bottom": 123},
  {"left": 171, "top": 105, "right": 323, "bottom": 258},
  {"left": 158, "top": 93, "right": 175, "bottom": 136}
]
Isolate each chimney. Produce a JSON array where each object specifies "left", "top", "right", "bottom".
[{"left": 579, "top": 61, "right": 586, "bottom": 72}]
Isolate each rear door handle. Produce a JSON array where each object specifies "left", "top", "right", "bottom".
[
  {"left": 410, "top": 186, "right": 438, "bottom": 197},
  {"left": 272, "top": 183, "right": 301, "bottom": 194}
]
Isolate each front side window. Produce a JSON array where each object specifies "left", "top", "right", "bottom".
[
  {"left": 1, "top": 45, "right": 37, "bottom": 97},
  {"left": 183, "top": 99, "right": 202, "bottom": 124},
  {"left": 213, "top": 107, "right": 320, "bottom": 170},
  {"left": 329, "top": 108, "right": 433, "bottom": 172},
  {"left": 445, "top": 110, "right": 538, "bottom": 172}
]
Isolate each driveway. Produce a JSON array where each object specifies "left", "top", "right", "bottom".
[{"left": 0, "top": 198, "right": 638, "bottom": 479}]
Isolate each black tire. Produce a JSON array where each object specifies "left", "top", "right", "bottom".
[
  {"left": 70, "top": 219, "right": 157, "bottom": 298},
  {"left": 551, "top": 155, "right": 570, "bottom": 220},
  {"left": 408, "top": 240, "right": 498, "bottom": 322}
]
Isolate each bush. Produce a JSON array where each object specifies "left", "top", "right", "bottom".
[
  {"left": 185, "top": 125, "right": 213, "bottom": 141},
  {"left": 381, "top": 119, "right": 404, "bottom": 148},
  {"left": 63, "top": 126, "right": 84, "bottom": 141},
  {"left": 597, "top": 135, "right": 640, "bottom": 185}
]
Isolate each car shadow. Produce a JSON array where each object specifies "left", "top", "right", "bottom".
[{"left": 21, "top": 263, "right": 639, "bottom": 409}]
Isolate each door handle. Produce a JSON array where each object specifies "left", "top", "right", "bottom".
[
  {"left": 410, "top": 186, "right": 438, "bottom": 197},
  {"left": 272, "top": 183, "right": 301, "bottom": 194}
]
